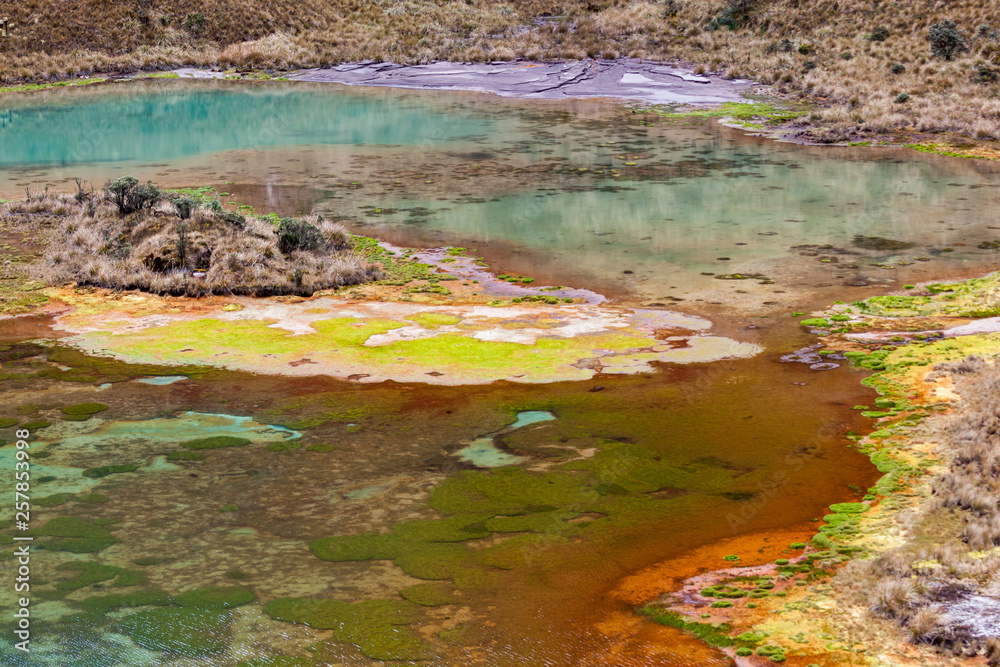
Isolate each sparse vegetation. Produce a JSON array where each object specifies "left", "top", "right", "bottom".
[
  {"left": 2, "top": 179, "right": 382, "bottom": 297},
  {"left": 2, "top": 0, "right": 1000, "bottom": 146},
  {"left": 837, "top": 358, "right": 1000, "bottom": 658}
]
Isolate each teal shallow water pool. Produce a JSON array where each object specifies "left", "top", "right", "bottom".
[
  {"left": 0, "top": 81, "right": 498, "bottom": 167},
  {"left": 3, "top": 79, "right": 999, "bottom": 304}
]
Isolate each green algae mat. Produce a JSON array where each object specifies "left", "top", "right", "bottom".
[{"left": 52, "top": 296, "right": 760, "bottom": 385}]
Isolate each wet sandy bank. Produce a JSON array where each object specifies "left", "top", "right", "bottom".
[{"left": 173, "top": 58, "right": 760, "bottom": 106}]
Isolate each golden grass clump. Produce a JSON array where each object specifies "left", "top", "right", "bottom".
[{"left": 219, "top": 33, "right": 312, "bottom": 70}]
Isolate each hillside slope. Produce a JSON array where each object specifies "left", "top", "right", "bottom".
[{"left": 2, "top": 0, "right": 999, "bottom": 144}]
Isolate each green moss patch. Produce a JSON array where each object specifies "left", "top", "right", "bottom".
[
  {"left": 114, "top": 570, "right": 148, "bottom": 587},
  {"left": 404, "top": 312, "right": 462, "bottom": 329},
  {"left": 637, "top": 607, "right": 739, "bottom": 648},
  {"left": 180, "top": 436, "right": 251, "bottom": 450},
  {"left": 850, "top": 271, "right": 1000, "bottom": 318},
  {"left": 400, "top": 583, "right": 459, "bottom": 607},
  {"left": 430, "top": 467, "right": 593, "bottom": 516},
  {"left": 167, "top": 451, "right": 205, "bottom": 461},
  {"left": 484, "top": 510, "right": 577, "bottom": 533},
  {"left": 33, "top": 516, "right": 116, "bottom": 552},
  {"left": 701, "top": 585, "right": 747, "bottom": 599},
  {"left": 828, "top": 502, "right": 869, "bottom": 514},
  {"left": 61, "top": 402, "right": 109, "bottom": 416},
  {"left": 70, "top": 302, "right": 730, "bottom": 385},
  {"left": 311, "top": 533, "right": 398, "bottom": 562},
  {"left": 35, "top": 493, "right": 76, "bottom": 507},
  {"left": 309, "top": 439, "right": 727, "bottom": 591},
  {"left": 53, "top": 561, "right": 123, "bottom": 591},
  {"left": 83, "top": 464, "right": 138, "bottom": 478},
  {"left": 394, "top": 542, "right": 473, "bottom": 580},
  {"left": 266, "top": 441, "right": 301, "bottom": 452},
  {"left": 392, "top": 514, "right": 491, "bottom": 543},
  {"left": 452, "top": 568, "right": 500, "bottom": 591},
  {"left": 0, "top": 79, "right": 105, "bottom": 95},
  {"left": 0, "top": 418, "right": 18, "bottom": 428},
  {"left": 655, "top": 101, "right": 807, "bottom": 125},
  {"left": 305, "top": 443, "right": 336, "bottom": 452},
  {"left": 175, "top": 586, "right": 256, "bottom": 609},
  {"left": 473, "top": 534, "right": 546, "bottom": 570},
  {"left": 311, "top": 512, "right": 492, "bottom": 580},
  {"left": 263, "top": 598, "right": 428, "bottom": 661}
]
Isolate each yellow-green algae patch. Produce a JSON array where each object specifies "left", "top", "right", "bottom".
[
  {"left": 404, "top": 312, "right": 463, "bottom": 329},
  {"left": 53, "top": 295, "right": 760, "bottom": 384}
]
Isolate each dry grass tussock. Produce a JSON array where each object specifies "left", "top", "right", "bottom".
[
  {"left": 836, "top": 356, "right": 1000, "bottom": 662},
  {"left": 3, "top": 180, "right": 381, "bottom": 297},
  {"left": 3, "top": 0, "right": 1000, "bottom": 143}
]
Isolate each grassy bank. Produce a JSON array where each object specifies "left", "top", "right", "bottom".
[
  {"left": 0, "top": 181, "right": 570, "bottom": 316},
  {"left": 2, "top": 0, "right": 1000, "bottom": 147},
  {"left": 0, "top": 179, "right": 383, "bottom": 306},
  {"left": 638, "top": 271, "right": 1000, "bottom": 664}
]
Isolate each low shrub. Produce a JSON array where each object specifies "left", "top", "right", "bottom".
[
  {"left": 277, "top": 218, "right": 323, "bottom": 254},
  {"left": 930, "top": 19, "right": 969, "bottom": 61},
  {"left": 105, "top": 177, "right": 161, "bottom": 215},
  {"left": 869, "top": 25, "right": 890, "bottom": 42},
  {"left": 170, "top": 196, "right": 198, "bottom": 220}
]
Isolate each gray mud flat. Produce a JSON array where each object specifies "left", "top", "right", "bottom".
[{"left": 175, "top": 58, "right": 760, "bottom": 105}]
